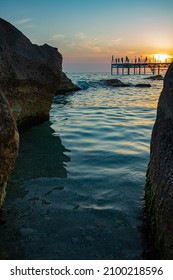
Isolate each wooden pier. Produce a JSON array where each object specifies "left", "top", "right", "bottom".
[{"left": 111, "top": 56, "right": 173, "bottom": 75}]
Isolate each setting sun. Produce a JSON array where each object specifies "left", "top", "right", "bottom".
[{"left": 153, "top": 53, "right": 169, "bottom": 62}]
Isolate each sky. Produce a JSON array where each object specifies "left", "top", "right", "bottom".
[{"left": 1, "top": 0, "right": 173, "bottom": 72}]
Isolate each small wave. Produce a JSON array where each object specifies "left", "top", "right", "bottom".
[
  {"left": 77, "top": 80, "right": 105, "bottom": 90},
  {"left": 77, "top": 81, "right": 90, "bottom": 90}
]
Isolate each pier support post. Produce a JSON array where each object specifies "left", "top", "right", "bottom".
[
  {"left": 127, "top": 66, "right": 130, "bottom": 75},
  {"left": 158, "top": 65, "right": 160, "bottom": 75}
]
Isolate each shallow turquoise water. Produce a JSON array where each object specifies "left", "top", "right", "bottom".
[{"left": 1, "top": 73, "right": 162, "bottom": 259}]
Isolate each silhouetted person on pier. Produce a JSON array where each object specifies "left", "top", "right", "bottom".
[
  {"left": 125, "top": 56, "right": 129, "bottom": 63},
  {"left": 118, "top": 58, "right": 120, "bottom": 63},
  {"left": 121, "top": 57, "right": 123, "bottom": 63}
]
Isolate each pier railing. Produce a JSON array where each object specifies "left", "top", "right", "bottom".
[{"left": 111, "top": 57, "right": 173, "bottom": 75}]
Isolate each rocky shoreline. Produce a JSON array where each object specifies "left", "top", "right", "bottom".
[{"left": 0, "top": 18, "right": 79, "bottom": 207}]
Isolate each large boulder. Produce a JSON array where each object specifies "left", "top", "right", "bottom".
[
  {"left": 145, "top": 62, "right": 173, "bottom": 259},
  {"left": 0, "top": 18, "right": 79, "bottom": 127},
  {"left": 0, "top": 91, "right": 19, "bottom": 208}
]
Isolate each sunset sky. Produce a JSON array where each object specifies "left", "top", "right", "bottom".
[{"left": 1, "top": 0, "right": 173, "bottom": 72}]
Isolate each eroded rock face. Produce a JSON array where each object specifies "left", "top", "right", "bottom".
[
  {"left": 0, "top": 18, "right": 79, "bottom": 127},
  {"left": 145, "top": 62, "right": 173, "bottom": 259},
  {"left": 0, "top": 91, "right": 19, "bottom": 207}
]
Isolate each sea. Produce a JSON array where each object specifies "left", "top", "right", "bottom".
[{"left": 0, "top": 72, "right": 163, "bottom": 260}]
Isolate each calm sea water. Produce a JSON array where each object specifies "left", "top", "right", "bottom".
[{"left": 0, "top": 72, "right": 162, "bottom": 260}]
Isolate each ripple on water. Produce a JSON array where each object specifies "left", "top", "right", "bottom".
[
  {"left": 1, "top": 72, "right": 161, "bottom": 260},
  {"left": 49, "top": 73, "right": 160, "bottom": 258}
]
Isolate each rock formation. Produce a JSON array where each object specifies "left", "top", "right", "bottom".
[
  {"left": 0, "top": 18, "right": 79, "bottom": 128},
  {"left": 0, "top": 18, "right": 80, "bottom": 207},
  {"left": 0, "top": 91, "right": 19, "bottom": 208},
  {"left": 105, "top": 79, "right": 151, "bottom": 88},
  {"left": 145, "top": 62, "right": 173, "bottom": 259}
]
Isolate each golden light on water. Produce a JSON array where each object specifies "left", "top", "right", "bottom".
[{"left": 153, "top": 53, "right": 169, "bottom": 62}]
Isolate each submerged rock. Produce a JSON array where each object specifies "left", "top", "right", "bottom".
[
  {"left": 106, "top": 79, "right": 129, "bottom": 87},
  {"left": 145, "top": 62, "right": 173, "bottom": 259},
  {"left": 105, "top": 79, "right": 151, "bottom": 88},
  {"left": 144, "top": 75, "right": 163, "bottom": 80},
  {"left": 135, "top": 83, "right": 151, "bottom": 87},
  {"left": 0, "top": 18, "right": 79, "bottom": 127},
  {"left": 0, "top": 91, "right": 19, "bottom": 207}
]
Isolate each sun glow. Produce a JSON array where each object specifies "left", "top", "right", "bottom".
[{"left": 153, "top": 53, "right": 169, "bottom": 62}]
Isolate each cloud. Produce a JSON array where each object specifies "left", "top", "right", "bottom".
[
  {"left": 14, "top": 18, "right": 32, "bottom": 26},
  {"left": 73, "top": 33, "right": 103, "bottom": 52},
  {"left": 49, "top": 34, "right": 65, "bottom": 41},
  {"left": 75, "top": 32, "right": 86, "bottom": 39},
  {"left": 111, "top": 38, "right": 122, "bottom": 44},
  {"left": 67, "top": 42, "right": 77, "bottom": 48},
  {"left": 73, "top": 33, "right": 122, "bottom": 54},
  {"left": 82, "top": 44, "right": 102, "bottom": 53},
  {"left": 75, "top": 33, "right": 101, "bottom": 44},
  {"left": 55, "top": 31, "right": 121, "bottom": 56},
  {"left": 106, "top": 38, "right": 122, "bottom": 47}
]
